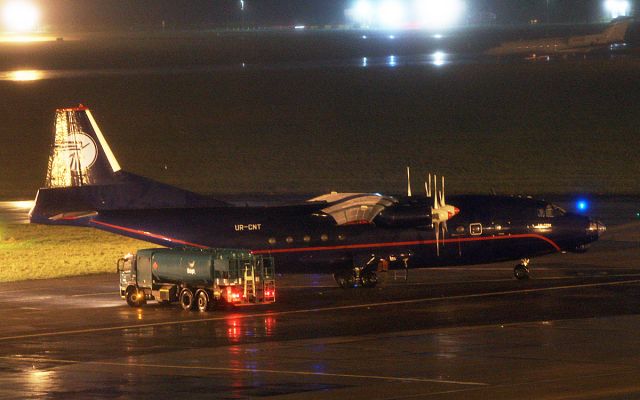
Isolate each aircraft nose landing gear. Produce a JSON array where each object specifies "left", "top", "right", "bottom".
[{"left": 514, "top": 259, "right": 531, "bottom": 280}]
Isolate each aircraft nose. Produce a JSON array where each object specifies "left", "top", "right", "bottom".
[{"left": 587, "top": 219, "right": 606, "bottom": 237}]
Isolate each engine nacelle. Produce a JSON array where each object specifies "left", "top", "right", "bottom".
[{"left": 374, "top": 204, "right": 432, "bottom": 228}]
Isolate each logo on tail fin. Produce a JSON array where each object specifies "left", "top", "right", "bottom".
[
  {"left": 61, "top": 132, "right": 98, "bottom": 171},
  {"left": 46, "top": 106, "right": 119, "bottom": 188}
]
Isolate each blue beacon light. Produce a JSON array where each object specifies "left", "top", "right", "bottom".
[{"left": 576, "top": 199, "right": 589, "bottom": 212}]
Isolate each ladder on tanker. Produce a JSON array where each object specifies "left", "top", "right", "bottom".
[
  {"left": 243, "top": 263, "right": 256, "bottom": 301},
  {"left": 262, "top": 258, "right": 276, "bottom": 302}
]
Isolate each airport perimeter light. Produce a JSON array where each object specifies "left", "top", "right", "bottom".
[
  {"left": 2, "top": 1, "right": 39, "bottom": 32},
  {"left": 347, "top": 0, "right": 466, "bottom": 30},
  {"left": 604, "top": 0, "right": 631, "bottom": 19},
  {"left": 352, "top": 0, "right": 374, "bottom": 27},
  {"left": 415, "top": 0, "right": 465, "bottom": 30},
  {"left": 378, "top": 0, "right": 407, "bottom": 29}
]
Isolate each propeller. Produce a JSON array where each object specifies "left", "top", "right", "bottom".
[
  {"left": 405, "top": 167, "right": 460, "bottom": 255},
  {"left": 427, "top": 174, "right": 460, "bottom": 256}
]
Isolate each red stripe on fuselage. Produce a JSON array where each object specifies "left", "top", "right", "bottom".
[
  {"left": 252, "top": 234, "right": 561, "bottom": 254},
  {"left": 89, "top": 220, "right": 561, "bottom": 254},
  {"left": 90, "top": 220, "right": 210, "bottom": 249}
]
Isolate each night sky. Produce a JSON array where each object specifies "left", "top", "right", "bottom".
[{"left": 38, "top": 0, "right": 636, "bottom": 31}]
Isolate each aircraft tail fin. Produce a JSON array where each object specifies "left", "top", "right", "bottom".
[
  {"left": 603, "top": 19, "right": 631, "bottom": 43},
  {"left": 45, "top": 105, "right": 121, "bottom": 189},
  {"left": 31, "top": 105, "right": 227, "bottom": 225}
]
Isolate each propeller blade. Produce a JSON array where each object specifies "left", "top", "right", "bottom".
[
  {"left": 407, "top": 166, "right": 412, "bottom": 197},
  {"left": 425, "top": 174, "right": 432, "bottom": 198},
  {"left": 433, "top": 175, "right": 438, "bottom": 209},
  {"left": 435, "top": 222, "right": 440, "bottom": 256}
]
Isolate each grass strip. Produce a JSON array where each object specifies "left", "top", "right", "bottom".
[{"left": 0, "top": 223, "right": 155, "bottom": 282}]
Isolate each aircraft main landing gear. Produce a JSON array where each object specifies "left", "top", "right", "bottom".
[
  {"left": 514, "top": 259, "right": 531, "bottom": 280},
  {"left": 333, "top": 270, "right": 356, "bottom": 289},
  {"left": 333, "top": 267, "right": 378, "bottom": 289}
]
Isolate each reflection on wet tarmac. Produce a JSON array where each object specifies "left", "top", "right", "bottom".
[
  {"left": 0, "top": 200, "right": 34, "bottom": 224},
  {"left": 26, "top": 369, "right": 56, "bottom": 394},
  {"left": 2, "top": 70, "right": 44, "bottom": 81},
  {"left": 227, "top": 318, "right": 241, "bottom": 342},
  {"left": 0, "top": 52, "right": 465, "bottom": 84},
  {"left": 225, "top": 315, "right": 278, "bottom": 342},
  {"left": 264, "top": 316, "right": 276, "bottom": 336},
  {"left": 0, "top": 35, "right": 58, "bottom": 43}
]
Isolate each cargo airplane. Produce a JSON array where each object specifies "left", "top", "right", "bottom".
[
  {"left": 486, "top": 18, "right": 632, "bottom": 59},
  {"left": 30, "top": 106, "right": 606, "bottom": 288}
]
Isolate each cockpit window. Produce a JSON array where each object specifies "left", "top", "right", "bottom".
[
  {"left": 537, "top": 204, "right": 566, "bottom": 218},
  {"left": 553, "top": 205, "right": 566, "bottom": 217}
]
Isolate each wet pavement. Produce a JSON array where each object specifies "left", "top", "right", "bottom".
[{"left": 0, "top": 222, "right": 639, "bottom": 399}]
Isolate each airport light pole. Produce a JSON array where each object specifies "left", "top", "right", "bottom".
[
  {"left": 240, "top": 0, "right": 245, "bottom": 29},
  {"left": 546, "top": 0, "right": 550, "bottom": 24}
]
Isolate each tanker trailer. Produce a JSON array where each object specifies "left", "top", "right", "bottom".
[{"left": 118, "top": 248, "right": 275, "bottom": 311}]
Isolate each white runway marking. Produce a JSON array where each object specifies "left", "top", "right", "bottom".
[
  {"left": 0, "top": 356, "right": 488, "bottom": 386},
  {"left": 280, "top": 285, "right": 337, "bottom": 289},
  {"left": 399, "top": 273, "right": 640, "bottom": 287},
  {"left": 70, "top": 292, "right": 115, "bottom": 298},
  {"left": 0, "top": 279, "right": 639, "bottom": 342}
]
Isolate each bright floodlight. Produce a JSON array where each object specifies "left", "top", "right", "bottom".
[
  {"left": 604, "top": 0, "right": 631, "bottom": 19},
  {"left": 415, "top": 0, "right": 465, "bottom": 30},
  {"left": 378, "top": 0, "right": 407, "bottom": 29},
  {"left": 3, "top": 1, "right": 39, "bottom": 32},
  {"left": 431, "top": 51, "right": 446, "bottom": 66},
  {"left": 351, "top": 0, "right": 374, "bottom": 26}
]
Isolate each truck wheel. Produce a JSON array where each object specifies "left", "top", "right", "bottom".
[
  {"left": 196, "top": 290, "right": 210, "bottom": 312},
  {"left": 179, "top": 288, "right": 195, "bottom": 311},
  {"left": 125, "top": 286, "right": 145, "bottom": 308}
]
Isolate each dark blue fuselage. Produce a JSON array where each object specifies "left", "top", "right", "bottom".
[{"left": 33, "top": 192, "right": 601, "bottom": 274}]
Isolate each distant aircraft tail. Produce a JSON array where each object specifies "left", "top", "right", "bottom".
[
  {"left": 31, "top": 105, "right": 226, "bottom": 225},
  {"left": 603, "top": 19, "right": 631, "bottom": 43}
]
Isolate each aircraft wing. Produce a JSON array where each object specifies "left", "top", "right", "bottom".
[{"left": 308, "top": 193, "right": 398, "bottom": 225}]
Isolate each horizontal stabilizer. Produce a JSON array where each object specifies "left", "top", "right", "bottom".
[{"left": 31, "top": 106, "right": 228, "bottom": 225}]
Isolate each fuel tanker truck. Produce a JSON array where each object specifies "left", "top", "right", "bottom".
[{"left": 118, "top": 248, "right": 276, "bottom": 311}]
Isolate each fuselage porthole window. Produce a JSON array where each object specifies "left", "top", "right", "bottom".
[
  {"left": 268, "top": 237, "right": 276, "bottom": 245},
  {"left": 320, "top": 234, "right": 329, "bottom": 242}
]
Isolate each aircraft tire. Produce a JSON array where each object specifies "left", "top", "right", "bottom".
[
  {"left": 125, "top": 286, "right": 145, "bottom": 307},
  {"left": 195, "top": 289, "right": 210, "bottom": 312},
  {"left": 179, "top": 288, "right": 196, "bottom": 311},
  {"left": 361, "top": 272, "right": 378, "bottom": 288},
  {"left": 514, "top": 264, "right": 530, "bottom": 280},
  {"left": 333, "top": 272, "right": 355, "bottom": 289}
]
